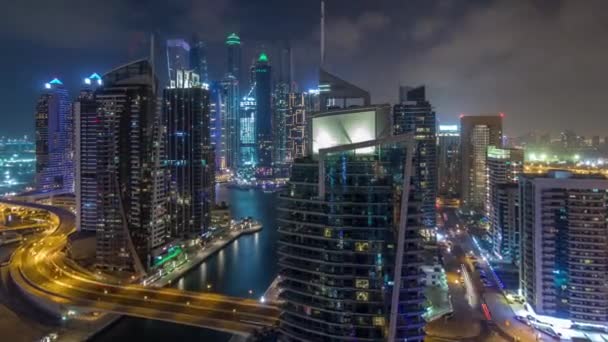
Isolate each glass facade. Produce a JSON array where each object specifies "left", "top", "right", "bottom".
[{"left": 278, "top": 137, "right": 425, "bottom": 341}]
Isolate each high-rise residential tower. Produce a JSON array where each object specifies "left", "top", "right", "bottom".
[
  {"left": 520, "top": 171, "right": 608, "bottom": 324},
  {"left": 254, "top": 52, "right": 273, "bottom": 175},
  {"left": 486, "top": 146, "right": 523, "bottom": 262},
  {"left": 239, "top": 87, "right": 257, "bottom": 167},
  {"left": 460, "top": 115, "right": 502, "bottom": 209},
  {"left": 166, "top": 39, "right": 191, "bottom": 88},
  {"left": 278, "top": 106, "right": 425, "bottom": 341},
  {"left": 164, "top": 78, "right": 214, "bottom": 239},
  {"left": 437, "top": 124, "right": 460, "bottom": 200},
  {"left": 221, "top": 74, "right": 239, "bottom": 169},
  {"left": 94, "top": 60, "right": 167, "bottom": 275},
  {"left": 35, "top": 78, "right": 74, "bottom": 192},
  {"left": 210, "top": 81, "right": 227, "bottom": 170},
  {"left": 74, "top": 73, "right": 103, "bottom": 232},
  {"left": 393, "top": 86, "right": 437, "bottom": 232}
]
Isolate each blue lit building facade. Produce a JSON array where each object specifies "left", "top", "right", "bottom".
[
  {"left": 210, "top": 81, "right": 227, "bottom": 170},
  {"left": 221, "top": 74, "right": 239, "bottom": 169},
  {"left": 239, "top": 90, "right": 257, "bottom": 167},
  {"left": 190, "top": 34, "right": 208, "bottom": 84},
  {"left": 35, "top": 78, "right": 74, "bottom": 193},
  {"left": 254, "top": 52, "right": 272, "bottom": 175}
]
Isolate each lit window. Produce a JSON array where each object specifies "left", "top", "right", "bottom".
[
  {"left": 356, "top": 279, "right": 369, "bottom": 289},
  {"left": 355, "top": 242, "right": 369, "bottom": 252},
  {"left": 324, "top": 228, "right": 332, "bottom": 238},
  {"left": 356, "top": 291, "right": 369, "bottom": 301},
  {"left": 373, "top": 316, "right": 385, "bottom": 326}
]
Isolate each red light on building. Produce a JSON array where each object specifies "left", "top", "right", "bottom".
[
  {"left": 499, "top": 112, "right": 505, "bottom": 118},
  {"left": 459, "top": 113, "right": 465, "bottom": 119}
]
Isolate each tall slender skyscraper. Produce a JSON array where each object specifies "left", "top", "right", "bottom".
[
  {"left": 164, "top": 78, "right": 214, "bottom": 239},
  {"left": 437, "top": 124, "right": 460, "bottom": 200},
  {"left": 95, "top": 60, "right": 166, "bottom": 275},
  {"left": 35, "top": 78, "right": 74, "bottom": 192},
  {"left": 239, "top": 86, "right": 257, "bottom": 167},
  {"left": 189, "top": 34, "right": 209, "bottom": 84},
  {"left": 486, "top": 146, "right": 523, "bottom": 262},
  {"left": 166, "top": 39, "right": 190, "bottom": 88},
  {"left": 393, "top": 86, "right": 437, "bottom": 232},
  {"left": 210, "top": 81, "right": 227, "bottom": 170},
  {"left": 221, "top": 74, "right": 239, "bottom": 169},
  {"left": 226, "top": 33, "right": 242, "bottom": 82},
  {"left": 278, "top": 107, "right": 425, "bottom": 341},
  {"left": 460, "top": 115, "right": 503, "bottom": 209},
  {"left": 75, "top": 73, "right": 103, "bottom": 232},
  {"left": 254, "top": 52, "right": 272, "bottom": 174}
]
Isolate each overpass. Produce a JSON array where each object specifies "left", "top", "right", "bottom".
[{"left": 3, "top": 199, "right": 280, "bottom": 336}]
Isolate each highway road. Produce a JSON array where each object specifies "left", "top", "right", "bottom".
[{"left": 2, "top": 200, "right": 280, "bottom": 336}]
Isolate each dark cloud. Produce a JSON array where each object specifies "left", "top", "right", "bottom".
[{"left": 0, "top": 0, "right": 607, "bottom": 137}]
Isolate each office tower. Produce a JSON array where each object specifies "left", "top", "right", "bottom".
[
  {"left": 437, "top": 124, "right": 460, "bottom": 199},
  {"left": 166, "top": 39, "right": 191, "bottom": 88},
  {"left": 209, "top": 81, "right": 227, "bottom": 170},
  {"left": 164, "top": 79, "right": 214, "bottom": 239},
  {"left": 226, "top": 33, "right": 242, "bottom": 81},
  {"left": 460, "top": 115, "right": 502, "bottom": 209},
  {"left": 394, "top": 86, "right": 437, "bottom": 232},
  {"left": 74, "top": 73, "right": 102, "bottom": 232},
  {"left": 278, "top": 107, "right": 425, "bottom": 341},
  {"left": 254, "top": 52, "right": 273, "bottom": 175},
  {"left": 239, "top": 87, "right": 257, "bottom": 166},
  {"left": 520, "top": 171, "right": 608, "bottom": 324},
  {"left": 486, "top": 146, "right": 523, "bottom": 262},
  {"left": 273, "top": 82, "right": 289, "bottom": 176},
  {"left": 221, "top": 74, "right": 239, "bottom": 169},
  {"left": 95, "top": 60, "right": 166, "bottom": 275},
  {"left": 35, "top": 78, "right": 74, "bottom": 192},
  {"left": 190, "top": 34, "right": 209, "bottom": 84},
  {"left": 592, "top": 135, "right": 600, "bottom": 148},
  {"left": 318, "top": 68, "right": 370, "bottom": 111}
]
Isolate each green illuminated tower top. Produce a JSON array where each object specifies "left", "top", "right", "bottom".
[
  {"left": 226, "top": 33, "right": 241, "bottom": 45},
  {"left": 257, "top": 52, "right": 269, "bottom": 63}
]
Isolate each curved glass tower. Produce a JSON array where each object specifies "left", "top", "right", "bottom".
[{"left": 278, "top": 132, "right": 425, "bottom": 341}]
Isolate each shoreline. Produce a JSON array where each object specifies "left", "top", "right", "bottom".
[{"left": 83, "top": 224, "right": 263, "bottom": 341}]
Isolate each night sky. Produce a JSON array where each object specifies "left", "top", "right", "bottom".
[{"left": 1, "top": 0, "right": 607, "bottom": 138}]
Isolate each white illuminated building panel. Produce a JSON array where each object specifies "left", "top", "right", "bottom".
[{"left": 312, "top": 109, "right": 388, "bottom": 154}]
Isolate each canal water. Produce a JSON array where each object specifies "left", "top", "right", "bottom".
[{"left": 92, "top": 186, "right": 279, "bottom": 341}]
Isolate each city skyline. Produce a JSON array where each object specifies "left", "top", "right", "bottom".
[{"left": 2, "top": 1, "right": 608, "bottom": 137}]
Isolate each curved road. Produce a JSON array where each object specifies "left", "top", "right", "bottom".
[{"left": 3, "top": 200, "right": 279, "bottom": 336}]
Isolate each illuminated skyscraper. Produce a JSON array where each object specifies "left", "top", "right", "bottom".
[
  {"left": 226, "top": 33, "right": 242, "bottom": 82},
  {"left": 486, "top": 146, "right": 523, "bottom": 262},
  {"left": 221, "top": 74, "right": 239, "bottom": 169},
  {"left": 166, "top": 39, "right": 190, "bottom": 88},
  {"left": 74, "top": 73, "right": 103, "bottom": 232},
  {"left": 190, "top": 34, "right": 208, "bottom": 84},
  {"left": 285, "top": 92, "right": 308, "bottom": 163},
  {"left": 279, "top": 107, "right": 425, "bottom": 341},
  {"left": 520, "top": 171, "right": 608, "bottom": 324},
  {"left": 239, "top": 87, "right": 257, "bottom": 166},
  {"left": 437, "top": 124, "right": 460, "bottom": 199},
  {"left": 209, "top": 81, "right": 227, "bottom": 170},
  {"left": 164, "top": 79, "right": 214, "bottom": 239},
  {"left": 35, "top": 78, "right": 74, "bottom": 192},
  {"left": 254, "top": 52, "right": 273, "bottom": 174},
  {"left": 95, "top": 60, "right": 167, "bottom": 275},
  {"left": 273, "top": 82, "right": 289, "bottom": 176},
  {"left": 393, "top": 86, "right": 437, "bottom": 232},
  {"left": 460, "top": 115, "right": 502, "bottom": 209}
]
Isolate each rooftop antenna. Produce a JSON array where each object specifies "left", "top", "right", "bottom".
[{"left": 320, "top": 0, "right": 325, "bottom": 67}]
